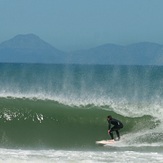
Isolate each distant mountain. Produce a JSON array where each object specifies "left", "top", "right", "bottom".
[
  {"left": 70, "top": 42, "right": 163, "bottom": 65},
  {"left": 0, "top": 34, "right": 66, "bottom": 63},
  {"left": 1, "top": 34, "right": 163, "bottom": 65}
]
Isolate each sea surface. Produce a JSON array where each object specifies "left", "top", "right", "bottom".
[{"left": 0, "top": 63, "right": 163, "bottom": 162}]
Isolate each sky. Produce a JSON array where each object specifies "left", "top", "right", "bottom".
[{"left": 0, "top": 0, "right": 163, "bottom": 51}]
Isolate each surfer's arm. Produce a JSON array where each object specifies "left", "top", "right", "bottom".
[
  {"left": 108, "top": 121, "right": 111, "bottom": 134},
  {"left": 108, "top": 121, "right": 111, "bottom": 129}
]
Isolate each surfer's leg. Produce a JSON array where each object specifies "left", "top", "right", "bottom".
[
  {"left": 115, "top": 130, "right": 120, "bottom": 140},
  {"left": 110, "top": 132, "right": 114, "bottom": 140},
  {"left": 110, "top": 127, "right": 116, "bottom": 140}
]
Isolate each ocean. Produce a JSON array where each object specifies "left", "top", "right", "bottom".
[{"left": 0, "top": 63, "right": 163, "bottom": 162}]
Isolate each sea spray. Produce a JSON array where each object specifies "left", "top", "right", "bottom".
[{"left": 0, "top": 63, "right": 163, "bottom": 148}]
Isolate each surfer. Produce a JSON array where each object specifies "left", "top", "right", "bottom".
[{"left": 107, "top": 115, "right": 123, "bottom": 141}]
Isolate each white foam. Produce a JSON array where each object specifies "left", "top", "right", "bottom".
[{"left": 0, "top": 148, "right": 163, "bottom": 163}]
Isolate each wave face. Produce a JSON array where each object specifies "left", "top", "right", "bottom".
[{"left": 0, "top": 63, "right": 163, "bottom": 149}]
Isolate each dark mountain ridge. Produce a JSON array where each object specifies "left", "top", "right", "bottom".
[
  {"left": 1, "top": 34, "right": 163, "bottom": 65},
  {"left": 0, "top": 34, "right": 66, "bottom": 63}
]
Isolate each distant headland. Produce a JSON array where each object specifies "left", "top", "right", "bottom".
[{"left": 0, "top": 34, "right": 163, "bottom": 65}]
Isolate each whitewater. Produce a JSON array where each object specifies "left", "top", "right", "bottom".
[{"left": 0, "top": 63, "right": 163, "bottom": 162}]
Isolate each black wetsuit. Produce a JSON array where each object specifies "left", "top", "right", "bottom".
[{"left": 108, "top": 118, "right": 123, "bottom": 140}]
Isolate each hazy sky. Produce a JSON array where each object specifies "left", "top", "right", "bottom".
[{"left": 1, "top": 0, "right": 163, "bottom": 51}]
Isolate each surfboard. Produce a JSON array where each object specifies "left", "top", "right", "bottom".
[{"left": 96, "top": 139, "right": 116, "bottom": 146}]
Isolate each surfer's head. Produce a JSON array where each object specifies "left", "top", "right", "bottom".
[{"left": 107, "top": 115, "right": 112, "bottom": 120}]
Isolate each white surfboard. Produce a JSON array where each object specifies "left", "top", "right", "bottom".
[{"left": 96, "top": 139, "right": 116, "bottom": 145}]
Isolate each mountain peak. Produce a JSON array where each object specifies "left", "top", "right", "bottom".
[
  {"left": 0, "top": 34, "right": 66, "bottom": 63},
  {"left": 0, "top": 33, "right": 54, "bottom": 50},
  {"left": 13, "top": 33, "right": 40, "bottom": 40}
]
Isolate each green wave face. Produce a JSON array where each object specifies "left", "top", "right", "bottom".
[{"left": 0, "top": 98, "right": 160, "bottom": 149}]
